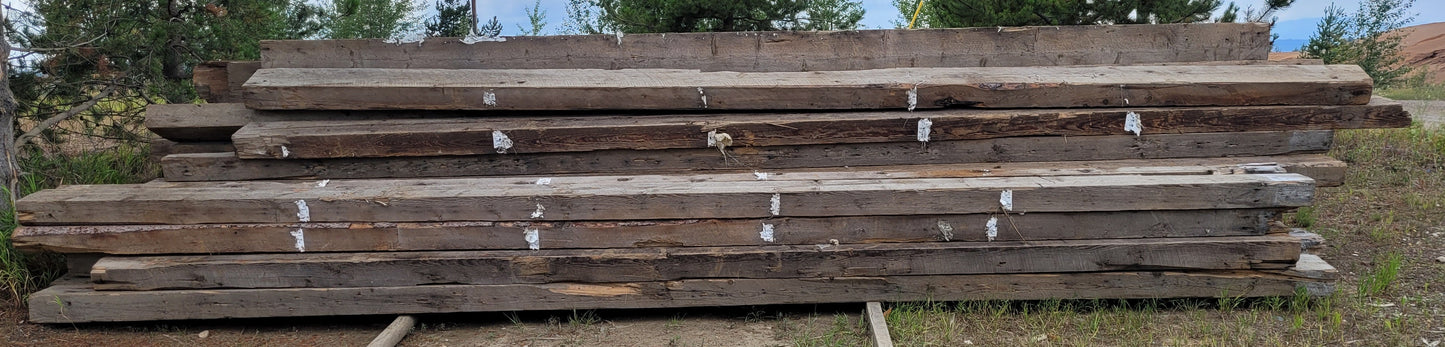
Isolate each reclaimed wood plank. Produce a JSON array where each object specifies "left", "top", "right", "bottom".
[
  {"left": 242, "top": 65, "right": 1373, "bottom": 111},
  {"left": 866, "top": 302, "right": 894, "bottom": 347},
  {"left": 29, "top": 267, "right": 1327, "bottom": 323},
  {"left": 15, "top": 173, "right": 1315, "bottom": 225},
  {"left": 88, "top": 235, "right": 1300, "bottom": 290},
  {"left": 148, "top": 139, "right": 234, "bottom": 163},
  {"left": 12, "top": 209, "right": 1282, "bottom": 254},
  {"left": 165, "top": 131, "right": 1336, "bottom": 182},
  {"left": 260, "top": 24, "right": 1270, "bottom": 70},
  {"left": 231, "top": 100, "right": 1406, "bottom": 159},
  {"left": 191, "top": 61, "right": 260, "bottom": 103}
]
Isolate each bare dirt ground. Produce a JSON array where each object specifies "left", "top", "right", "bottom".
[{"left": 1397, "top": 100, "right": 1445, "bottom": 127}]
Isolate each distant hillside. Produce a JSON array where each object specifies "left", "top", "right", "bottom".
[{"left": 1397, "top": 22, "right": 1445, "bottom": 83}]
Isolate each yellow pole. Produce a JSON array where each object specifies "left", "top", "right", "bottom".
[{"left": 908, "top": 0, "right": 925, "bottom": 29}]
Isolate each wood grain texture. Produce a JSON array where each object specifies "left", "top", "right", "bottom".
[
  {"left": 242, "top": 65, "right": 1372, "bottom": 111},
  {"left": 12, "top": 209, "right": 1282, "bottom": 254},
  {"left": 16, "top": 173, "right": 1315, "bottom": 225},
  {"left": 866, "top": 302, "right": 894, "bottom": 347},
  {"left": 87, "top": 235, "right": 1302, "bottom": 290},
  {"left": 191, "top": 61, "right": 260, "bottom": 103},
  {"left": 230, "top": 100, "right": 1406, "bottom": 159},
  {"left": 148, "top": 139, "right": 235, "bottom": 163},
  {"left": 165, "top": 131, "right": 1335, "bottom": 182},
  {"left": 29, "top": 265, "right": 1331, "bottom": 323},
  {"left": 260, "top": 24, "right": 1270, "bottom": 70}
]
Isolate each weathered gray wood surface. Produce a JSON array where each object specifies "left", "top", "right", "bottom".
[
  {"left": 866, "top": 302, "right": 894, "bottom": 347},
  {"left": 13, "top": 209, "right": 1282, "bottom": 254},
  {"left": 164, "top": 131, "right": 1336, "bottom": 182},
  {"left": 230, "top": 101, "right": 1406, "bottom": 159},
  {"left": 29, "top": 262, "right": 1333, "bottom": 323},
  {"left": 367, "top": 315, "right": 415, "bottom": 347},
  {"left": 192, "top": 61, "right": 260, "bottom": 103},
  {"left": 242, "top": 65, "right": 1372, "bottom": 111},
  {"left": 260, "top": 24, "right": 1271, "bottom": 70},
  {"left": 16, "top": 173, "right": 1314, "bottom": 225},
  {"left": 87, "top": 235, "right": 1301, "bottom": 290},
  {"left": 148, "top": 139, "right": 234, "bottom": 163}
]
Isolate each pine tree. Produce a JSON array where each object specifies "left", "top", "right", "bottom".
[
  {"left": 326, "top": 0, "right": 415, "bottom": 39},
  {"left": 1300, "top": 0, "right": 1415, "bottom": 87},
  {"left": 425, "top": 0, "right": 471, "bottom": 37},
  {"left": 566, "top": 0, "right": 864, "bottom": 34},
  {"left": 1300, "top": 5, "right": 1356, "bottom": 64}
]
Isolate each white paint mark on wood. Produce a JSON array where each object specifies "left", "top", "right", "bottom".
[
  {"left": 534, "top": 178, "right": 553, "bottom": 185},
  {"left": 697, "top": 87, "right": 708, "bottom": 108},
  {"left": 769, "top": 193, "right": 781, "bottom": 216},
  {"left": 524, "top": 228, "right": 540, "bottom": 250},
  {"left": 382, "top": 37, "right": 424, "bottom": 46},
  {"left": 1124, "top": 111, "right": 1143, "bottom": 136},
  {"left": 706, "top": 130, "right": 718, "bottom": 147},
  {"left": 530, "top": 203, "right": 545, "bottom": 219},
  {"left": 985, "top": 217, "right": 999, "bottom": 242},
  {"left": 753, "top": 171, "right": 769, "bottom": 180},
  {"left": 460, "top": 35, "right": 506, "bottom": 44},
  {"left": 492, "top": 130, "right": 513, "bottom": 153},
  {"left": 289, "top": 229, "right": 306, "bottom": 252},
  {"left": 917, "top": 118, "right": 933, "bottom": 142},
  {"left": 759, "top": 223, "right": 775, "bottom": 242},
  {"left": 294, "top": 200, "right": 311, "bottom": 222},
  {"left": 937, "top": 220, "right": 954, "bottom": 241},
  {"left": 280, "top": 145, "right": 291, "bottom": 158},
  {"left": 316, "top": 180, "right": 330, "bottom": 188},
  {"left": 907, "top": 86, "right": 918, "bottom": 111},
  {"left": 999, "top": 190, "right": 1014, "bottom": 211},
  {"left": 482, "top": 91, "right": 497, "bottom": 106}
]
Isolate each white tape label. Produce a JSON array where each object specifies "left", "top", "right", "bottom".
[
  {"left": 769, "top": 193, "right": 781, "bottom": 216},
  {"left": 753, "top": 172, "right": 769, "bottom": 180},
  {"left": 1124, "top": 111, "right": 1143, "bottom": 136},
  {"left": 524, "top": 228, "right": 540, "bottom": 250},
  {"left": 530, "top": 203, "right": 545, "bottom": 219},
  {"left": 534, "top": 178, "right": 553, "bottom": 185},
  {"left": 907, "top": 86, "right": 918, "bottom": 111},
  {"left": 483, "top": 91, "right": 497, "bottom": 106},
  {"left": 999, "top": 190, "right": 1014, "bottom": 211},
  {"left": 698, "top": 87, "right": 708, "bottom": 108},
  {"left": 985, "top": 217, "right": 999, "bottom": 242},
  {"left": 492, "top": 130, "right": 513, "bottom": 153},
  {"left": 760, "top": 223, "right": 776, "bottom": 242},
  {"left": 280, "top": 145, "right": 291, "bottom": 158},
  {"left": 294, "top": 200, "right": 311, "bottom": 222},
  {"left": 917, "top": 118, "right": 932, "bottom": 142},
  {"left": 937, "top": 221, "right": 954, "bottom": 241},
  {"left": 316, "top": 180, "right": 330, "bottom": 188},
  {"left": 289, "top": 229, "right": 306, "bottom": 252}
]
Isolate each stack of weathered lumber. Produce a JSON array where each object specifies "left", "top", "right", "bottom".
[{"left": 15, "top": 23, "right": 1411, "bottom": 323}]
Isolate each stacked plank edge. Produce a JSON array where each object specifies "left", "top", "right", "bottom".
[{"left": 17, "top": 23, "right": 1408, "bottom": 323}]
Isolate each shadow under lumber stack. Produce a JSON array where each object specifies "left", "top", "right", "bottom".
[{"left": 15, "top": 23, "right": 1411, "bottom": 323}]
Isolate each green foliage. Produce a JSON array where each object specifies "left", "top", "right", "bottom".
[
  {"left": 326, "top": 0, "right": 415, "bottom": 39},
  {"left": 8, "top": 0, "right": 328, "bottom": 149},
  {"left": 1301, "top": 0, "right": 1416, "bottom": 88},
  {"left": 895, "top": 0, "right": 1291, "bottom": 28},
  {"left": 517, "top": 0, "right": 549, "bottom": 36},
  {"left": 1357, "top": 252, "right": 1404, "bottom": 297},
  {"left": 477, "top": 16, "right": 503, "bottom": 38},
  {"left": 425, "top": 0, "right": 471, "bottom": 37},
  {"left": 566, "top": 0, "right": 864, "bottom": 34},
  {"left": 0, "top": 146, "right": 157, "bottom": 306}
]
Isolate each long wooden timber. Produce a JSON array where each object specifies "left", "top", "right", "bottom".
[
  {"left": 230, "top": 100, "right": 1408, "bottom": 159},
  {"left": 13, "top": 208, "right": 1282, "bottom": 255},
  {"left": 15, "top": 172, "right": 1315, "bottom": 225},
  {"left": 241, "top": 65, "right": 1373, "bottom": 111},
  {"left": 29, "top": 256, "right": 1334, "bottom": 323},
  {"left": 163, "top": 130, "right": 1336, "bottom": 182},
  {"left": 147, "top": 139, "right": 234, "bottom": 163},
  {"left": 192, "top": 61, "right": 261, "bottom": 103},
  {"left": 87, "top": 235, "right": 1300, "bottom": 290},
  {"left": 260, "top": 23, "right": 1271, "bottom": 70}
]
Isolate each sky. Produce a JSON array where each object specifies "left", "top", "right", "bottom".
[{"left": 479, "top": 0, "right": 1445, "bottom": 40}]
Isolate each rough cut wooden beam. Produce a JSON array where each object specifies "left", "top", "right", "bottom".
[
  {"left": 191, "top": 61, "right": 260, "bottom": 103},
  {"left": 163, "top": 131, "right": 1336, "bottom": 182},
  {"left": 230, "top": 100, "right": 1407, "bottom": 159},
  {"left": 12, "top": 209, "right": 1282, "bottom": 255},
  {"left": 867, "top": 302, "right": 895, "bottom": 347},
  {"left": 16, "top": 172, "right": 1314, "bottom": 225},
  {"left": 87, "top": 235, "right": 1301, "bottom": 290},
  {"left": 29, "top": 261, "right": 1334, "bottom": 323},
  {"left": 260, "top": 24, "right": 1271, "bottom": 70},
  {"left": 241, "top": 65, "right": 1373, "bottom": 111},
  {"left": 148, "top": 139, "right": 234, "bottom": 163}
]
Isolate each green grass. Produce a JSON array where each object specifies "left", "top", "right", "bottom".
[
  {"left": 1357, "top": 252, "right": 1404, "bottom": 298},
  {"left": 1376, "top": 76, "right": 1445, "bottom": 101},
  {"left": 0, "top": 145, "right": 157, "bottom": 306}
]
